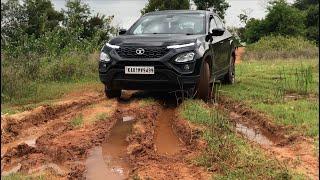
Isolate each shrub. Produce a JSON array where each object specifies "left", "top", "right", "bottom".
[{"left": 244, "top": 35, "right": 319, "bottom": 60}]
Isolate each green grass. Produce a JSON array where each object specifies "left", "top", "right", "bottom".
[
  {"left": 244, "top": 36, "right": 319, "bottom": 60},
  {"left": 94, "top": 112, "right": 109, "bottom": 121},
  {"left": 1, "top": 81, "right": 102, "bottom": 114},
  {"left": 138, "top": 98, "right": 156, "bottom": 107},
  {"left": 179, "top": 100, "right": 306, "bottom": 179},
  {"left": 1, "top": 52, "right": 99, "bottom": 106},
  {"left": 1, "top": 173, "right": 45, "bottom": 180},
  {"left": 70, "top": 114, "right": 84, "bottom": 128},
  {"left": 220, "top": 59, "right": 319, "bottom": 137}
]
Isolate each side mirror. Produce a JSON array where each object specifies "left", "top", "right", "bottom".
[
  {"left": 211, "top": 28, "right": 225, "bottom": 36},
  {"left": 119, "top": 29, "right": 127, "bottom": 35}
]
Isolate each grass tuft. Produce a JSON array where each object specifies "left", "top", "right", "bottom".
[
  {"left": 95, "top": 112, "right": 109, "bottom": 121},
  {"left": 70, "top": 114, "right": 84, "bottom": 128}
]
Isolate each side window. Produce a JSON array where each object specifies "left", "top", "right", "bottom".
[
  {"left": 214, "top": 16, "right": 224, "bottom": 29},
  {"left": 209, "top": 16, "right": 217, "bottom": 32}
]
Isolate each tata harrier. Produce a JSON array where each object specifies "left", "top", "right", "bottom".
[{"left": 99, "top": 10, "right": 236, "bottom": 100}]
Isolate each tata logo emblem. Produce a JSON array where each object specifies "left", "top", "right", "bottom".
[{"left": 136, "top": 48, "right": 145, "bottom": 55}]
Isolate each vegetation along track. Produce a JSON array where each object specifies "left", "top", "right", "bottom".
[{"left": 1, "top": 88, "right": 318, "bottom": 179}]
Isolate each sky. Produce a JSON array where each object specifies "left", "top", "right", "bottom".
[{"left": 51, "top": 0, "right": 295, "bottom": 29}]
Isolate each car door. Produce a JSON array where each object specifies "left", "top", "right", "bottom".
[
  {"left": 214, "top": 16, "right": 232, "bottom": 72},
  {"left": 208, "top": 15, "right": 222, "bottom": 77}
]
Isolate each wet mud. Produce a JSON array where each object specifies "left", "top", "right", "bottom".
[{"left": 1, "top": 89, "right": 318, "bottom": 179}]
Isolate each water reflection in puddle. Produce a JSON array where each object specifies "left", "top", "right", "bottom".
[
  {"left": 85, "top": 120, "right": 133, "bottom": 180},
  {"left": 236, "top": 123, "right": 273, "bottom": 146}
]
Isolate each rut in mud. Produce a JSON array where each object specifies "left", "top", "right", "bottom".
[
  {"left": 217, "top": 96, "right": 319, "bottom": 179},
  {"left": 1, "top": 88, "right": 318, "bottom": 179},
  {"left": 1, "top": 90, "right": 210, "bottom": 179}
]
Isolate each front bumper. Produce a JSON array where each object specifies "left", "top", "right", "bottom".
[{"left": 99, "top": 59, "right": 201, "bottom": 91}]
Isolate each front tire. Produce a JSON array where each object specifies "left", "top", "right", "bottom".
[
  {"left": 105, "top": 86, "right": 121, "bottom": 98},
  {"left": 197, "top": 62, "right": 212, "bottom": 101}
]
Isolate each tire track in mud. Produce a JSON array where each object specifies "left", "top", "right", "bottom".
[
  {"left": 1, "top": 92, "right": 104, "bottom": 144},
  {"left": 2, "top": 90, "right": 207, "bottom": 179},
  {"left": 82, "top": 92, "right": 210, "bottom": 180},
  {"left": 217, "top": 96, "right": 319, "bottom": 179},
  {"left": 1, "top": 92, "right": 119, "bottom": 178}
]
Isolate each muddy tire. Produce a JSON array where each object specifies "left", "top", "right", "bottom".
[
  {"left": 222, "top": 53, "right": 235, "bottom": 84},
  {"left": 105, "top": 86, "right": 121, "bottom": 98},
  {"left": 197, "top": 62, "right": 211, "bottom": 101}
]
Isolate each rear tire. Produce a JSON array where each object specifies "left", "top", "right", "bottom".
[
  {"left": 105, "top": 86, "right": 121, "bottom": 98},
  {"left": 222, "top": 53, "right": 235, "bottom": 84},
  {"left": 197, "top": 62, "right": 212, "bottom": 101}
]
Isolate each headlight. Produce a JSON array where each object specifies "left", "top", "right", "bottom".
[
  {"left": 174, "top": 52, "right": 195, "bottom": 63},
  {"left": 100, "top": 52, "right": 111, "bottom": 62}
]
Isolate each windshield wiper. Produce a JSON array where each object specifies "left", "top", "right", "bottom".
[{"left": 186, "top": 33, "right": 194, "bottom": 35}]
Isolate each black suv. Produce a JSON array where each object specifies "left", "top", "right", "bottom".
[{"left": 99, "top": 10, "right": 236, "bottom": 100}]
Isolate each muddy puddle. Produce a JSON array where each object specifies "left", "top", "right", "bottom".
[
  {"left": 236, "top": 123, "right": 273, "bottom": 146},
  {"left": 85, "top": 118, "right": 133, "bottom": 180},
  {"left": 155, "top": 108, "right": 182, "bottom": 155}
]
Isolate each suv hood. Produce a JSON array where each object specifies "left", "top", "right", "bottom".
[{"left": 109, "top": 34, "right": 204, "bottom": 47}]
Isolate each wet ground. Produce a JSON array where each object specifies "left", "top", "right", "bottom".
[{"left": 1, "top": 87, "right": 318, "bottom": 179}]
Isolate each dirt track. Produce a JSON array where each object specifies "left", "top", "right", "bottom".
[
  {"left": 1, "top": 49, "right": 318, "bottom": 179},
  {"left": 1, "top": 90, "right": 212, "bottom": 179},
  {"left": 1, "top": 88, "right": 318, "bottom": 179}
]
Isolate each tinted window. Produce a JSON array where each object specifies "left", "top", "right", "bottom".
[
  {"left": 129, "top": 13, "right": 205, "bottom": 35},
  {"left": 214, "top": 16, "right": 224, "bottom": 29},
  {"left": 209, "top": 16, "right": 218, "bottom": 32}
]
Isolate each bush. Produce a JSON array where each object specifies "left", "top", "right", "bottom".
[
  {"left": 244, "top": 35, "right": 319, "bottom": 60},
  {"left": 1, "top": 51, "right": 98, "bottom": 104}
]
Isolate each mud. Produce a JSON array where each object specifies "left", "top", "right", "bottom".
[
  {"left": 1, "top": 88, "right": 317, "bottom": 179},
  {"left": 155, "top": 108, "right": 182, "bottom": 155},
  {"left": 235, "top": 47, "right": 244, "bottom": 64},
  {"left": 1, "top": 92, "right": 103, "bottom": 144},
  {"left": 85, "top": 119, "right": 133, "bottom": 180}
]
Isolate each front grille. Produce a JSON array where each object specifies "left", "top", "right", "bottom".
[{"left": 116, "top": 46, "right": 169, "bottom": 58}]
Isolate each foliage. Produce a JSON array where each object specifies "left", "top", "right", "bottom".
[
  {"left": 243, "top": 0, "right": 305, "bottom": 44},
  {"left": 141, "top": 0, "right": 190, "bottom": 15},
  {"left": 244, "top": 35, "right": 319, "bottom": 60},
  {"left": 294, "top": 1, "right": 319, "bottom": 45},
  {"left": 193, "top": 0, "right": 229, "bottom": 19},
  {"left": 1, "top": 0, "right": 116, "bottom": 104}
]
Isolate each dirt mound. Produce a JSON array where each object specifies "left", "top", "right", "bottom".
[{"left": 1, "top": 93, "right": 103, "bottom": 144}]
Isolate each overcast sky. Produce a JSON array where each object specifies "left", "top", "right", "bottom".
[{"left": 52, "top": 0, "right": 295, "bottom": 29}]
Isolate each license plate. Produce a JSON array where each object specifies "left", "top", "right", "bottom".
[{"left": 125, "top": 66, "right": 154, "bottom": 74}]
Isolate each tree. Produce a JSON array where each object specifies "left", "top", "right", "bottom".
[
  {"left": 243, "top": 0, "right": 306, "bottom": 43},
  {"left": 294, "top": 0, "right": 319, "bottom": 44},
  {"left": 293, "top": 0, "right": 318, "bottom": 10},
  {"left": 62, "top": 0, "right": 90, "bottom": 30},
  {"left": 238, "top": 8, "right": 253, "bottom": 26},
  {"left": 24, "top": 0, "right": 63, "bottom": 37},
  {"left": 264, "top": 0, "right": 305, "bottom": 37},
  {"left": 141, "top": 0, "right": 190, "bottom": 15},
  {"left": 193, "top": 0, "right": 230, "bottom": 19},
  {"left": 243, "top": 18, "right": 267, "bottom": 43}
]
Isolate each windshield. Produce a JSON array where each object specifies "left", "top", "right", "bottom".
[{"left": 129, "top": 13, "right": 205, "bottom": 35}]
